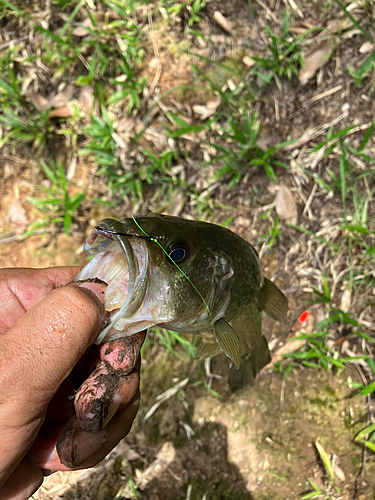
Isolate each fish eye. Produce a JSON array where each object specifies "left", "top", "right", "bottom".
[{"left": 167, "top": 243, "right": 190, "bottom": 264}]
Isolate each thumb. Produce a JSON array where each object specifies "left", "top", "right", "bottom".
[
  {"left": 0, "top": 281, "right": 107, "bottom": 488},
  {"left": 0, "top": 281, "right": 107, "bottom": 414}
]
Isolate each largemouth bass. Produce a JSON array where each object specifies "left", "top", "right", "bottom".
[{"left": 74, "top": 214, "right": 287, "bottom": 390}]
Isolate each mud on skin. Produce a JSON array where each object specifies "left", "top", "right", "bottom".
[{"left": 74, "top": 334, "right": 143, "bottom": 433}]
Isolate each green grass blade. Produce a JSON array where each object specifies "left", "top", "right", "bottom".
[
  {"left": 359, "top": 119, "right": 375, "bottom": 152},
  {"left": 334, "top": 0, "right": 374, "bottom": 42}
]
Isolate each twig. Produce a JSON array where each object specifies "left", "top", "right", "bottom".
[
  {"left": 253, "top": 0, "right": 281, "bottom": 24},
  {"left": 0, "top": 35, "right": 28, "bottom": 51},
  {"left": 302, "top": 182, "right": 318, "bottom": 218}
]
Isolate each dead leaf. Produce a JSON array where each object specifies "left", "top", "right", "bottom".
[
  {"left": 275, "top": 185, "right": 298, "bottom": 224},
  {"left": 193, "top": 97, "right": 221, "bottom": 120},
  {"left": 25, "top": 90, "right": 49, "bottom": 112},
  {"left": 299, "top": 38, "right": 335, "bottom": 86},
  {"left": 213, "top": 11, "right": 232, "bottom": 34},
  {"left": 73, "top": 12, "right": 118, "bottom": 36},
  {"left": 48, "top": 106, "right": 73, "bottom": 118},
  {"left": 340, "top": 288, "right": 351, "bottom": 313},
  {"left": 73, "top": 18, "right": 93, "bottom": 36},
  {"left": 7, "top": 199, "right": 29, "bottom": 227},
  {"left": 49, "top": 84, "right": 75, "bottom": 108},
  {"left": 256, "top": 135, "right": 279, "bottom": 152},
  {"left": 332, "top": 463, "right": 346, "bottom": 482},
  {"left": 242, "top": 55, "right": 255, "bottom": 67},
  {"left": 78, "top": 85, "right": 94, "bottom": 114},
  {"left": 359, "top": 41, "right": 374, "bottom": 54}
]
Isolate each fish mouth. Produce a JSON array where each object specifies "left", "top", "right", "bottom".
[{"left": 74, "top": 224, "right": 151, "bottom": 343}]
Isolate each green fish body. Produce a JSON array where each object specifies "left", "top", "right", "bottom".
[{"left": 74, "top": 214, "right": 287, "bottom": 390}]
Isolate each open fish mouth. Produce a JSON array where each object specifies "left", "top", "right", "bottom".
[{"left": 74, "top": 224, "right": 152, "bottom": 344}]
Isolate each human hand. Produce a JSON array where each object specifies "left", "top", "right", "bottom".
[{"left": 0, "top": 267, "right": 145, "bottom": 500}]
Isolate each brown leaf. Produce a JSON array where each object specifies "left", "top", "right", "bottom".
[
  {"left": 48, "top": 106, "right": 73, "bottom": 118},
  {"left": 242, "top": 55, "right": 255, "bottom": 67},
  {"left": 49, "top": 84, "right": 75, "bottom": 108},
  {"left": 7, "top": 199, "right": 29, "bottom": 227},
  {"left": 299, "top": 38, "right": 335, "bottom": 86},
  {"left": 359, "top": 41, "right": 374, "bottom": 54},
  {"left": 275, "top": 185, "right": 298, "bottom": 224},
  {"left": 256, "top": 135, "right": 279, "bottom": 152},
  {"left": 78, "top": 85, "right": 94, "bottom": 114},
  {"left": 73, "top": 12, "right": 118, "bottom": 36},
  {"left": 213, "top": 11, "right": 232, "bottom": 34},
  {"left": 25, "top": 90, "right": 49, "bottom": 112},
  {"left": 72, "top": 17, "right": 93, "bottom": 36},
  {"left": 192, "top": 97, "right": 221, "bottom": 120}
]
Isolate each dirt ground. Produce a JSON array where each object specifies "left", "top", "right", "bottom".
[{"left": 1, "top": 0, "right": 375, "bottom": 499}]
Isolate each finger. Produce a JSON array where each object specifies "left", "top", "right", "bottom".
[
  {"left": 98, "top": 332, "right": 146, "bottom": 371},
  {"left": 1, "top": 281, "right": 107, "bottom": 400},
  {"left": 30, "top": 392, "right": 140, "bottom": 470},
  {"left": 0, "top": 281, "right": 106, "bottom": 485},
  {"left": 75, "top": 359, "right": 140, "bottom": 433},
  {"left": 74, "top": 333, "right": 146, "bottom": 433},
  {"left": 0, "top": 459, "right": 43, "bottom": 500},
  {"left": 0, "top": 267, "right": 81, "bottom": 332}
]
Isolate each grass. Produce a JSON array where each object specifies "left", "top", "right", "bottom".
[
  {"left": 1, "top": 0, "right": 375, "bottom": 498},
  {"left": 273, "top": 121, "right": 375, "bottom": 496},
  {"left": 248, "top": 13, "right": 318, "bottom": 88},
  {"left": 25, "top": 160, "right": 87, "bottom": 235}
]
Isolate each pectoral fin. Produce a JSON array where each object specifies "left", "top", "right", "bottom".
[
  {"left": 258, "top": 277, "right": 288, "bottom": 322},
  {"left": 196, "top": 339, "right": 222, "bottom": 361},
  {"left": 213, "top": 318, "right": 241, "bottom": 369}
]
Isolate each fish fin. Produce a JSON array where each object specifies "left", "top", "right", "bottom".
[
  {"left": 227, "top": 302, "right": 270, "bottom": 391},
  {"left": 228, "top": 335, "right": 270, "bottom": 391},
  {"left": 180, "top": 332, "right": 193, "bottom": 342},
  {"left": 213, "top": 318, "right": 241, "bottom": 369},
  {"left": 258, "top": 277, "right": 288, "bottom": 322},
  {"left": 196, "top": 339, "right": 222, "bottom": 361}
]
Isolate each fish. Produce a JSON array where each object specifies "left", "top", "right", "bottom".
[{"left": 74, "top": 214, "right": 288, "bottom": 390}]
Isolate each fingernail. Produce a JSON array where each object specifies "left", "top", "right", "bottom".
[
  {"left": 73, "top": 429, "right": 107, "bottom": 466},
  {"left": 78, "top": 282, "right": 107, "bottom": 304},
  {"left": 102, "top": 394, "right": 122, "bottom": 428}
]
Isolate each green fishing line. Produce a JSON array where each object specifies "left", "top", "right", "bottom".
[{"left": 131, "top": 216, "right": 213, "bottom": 323}]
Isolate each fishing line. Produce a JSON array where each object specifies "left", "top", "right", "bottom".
[
  {"left": 131, "top": 216, "right": 213, "bottom": 324},
  {"left": 95, "top": 227, "right": 149, "bottom": 239}
]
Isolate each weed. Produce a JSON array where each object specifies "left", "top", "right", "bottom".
[
  {"left": 26, "top": 160, "right": 86, "bottom": 235},
  {"left": 260, "top": 215, "right": 281, "bottom": 250},
  {"left": 248, "top": 13, "right": 318, "bottom": 88},
  {"left": 208, "top": 109, "right": 288, "bottom": 187},
  {"left": 334, "top": 0, "right": 374, "bottom": 43},
  {"left": 146, "top": 327, "right": 197, "bottom": 362},
  {"left": 161, "top": 0, "right": 207, "bottom": 26},
  {"left": 347, "top": 52, "right": 375, "bottom": 88},
  {"left": 113, "top": 476, "right": 141, "bottom": 499},
  {"left": 355, "top": 422, "right": 375, "bottom": 454},
  {"left": 0, "top": 57, "right": 53, "bottom": 148}
]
